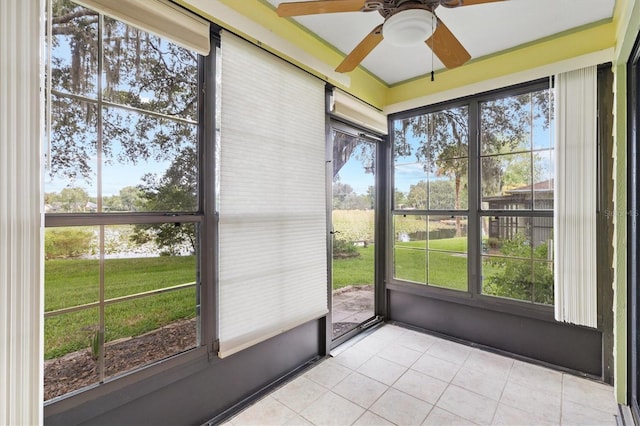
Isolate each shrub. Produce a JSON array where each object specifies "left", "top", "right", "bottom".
[
  {"left": 45, "top": 228, "right": 93, "bottom": 259},
  {"left": 333, "top": 239, "right": 360, "bottom": 259},
  {"left": 483, "top": 233, "right": 553, "bottom": 304}
]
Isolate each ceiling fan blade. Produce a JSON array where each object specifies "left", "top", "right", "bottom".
[
  {"left": 443, "top": 0, "right": 505, "bottom": 6},
  {"left": 275, "top": 0, "right": 366, "bottom": 17},
  {"left": 426, "top": 20, "right": 471, "bottom": 69},
  {"left": 335, "top": 25, "right": 383, "bottom": 73},
  {"left": 461, "top": 0, "right": 505, "bottom": 5}
]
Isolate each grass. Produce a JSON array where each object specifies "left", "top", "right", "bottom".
[
  {"left": 394, "top": 237, "right": 469, "bottom": 291},
  {"left": 45, "top": 256, "right": 196, "bottom": 311},
  {"left": 333, "top": 237, "right": 471, "bottom": 292},
  {"left": 44, "top": 287, "right": 195, "bottom": 359},
  {"left": 332, "top": 245, "right": 375, "bottom": 289},
  {"left": 43, "top": 237, "right": 487, "bottom": 359},
  {"left": 44, "top": 256, "right": 197, "bottom": 359}
]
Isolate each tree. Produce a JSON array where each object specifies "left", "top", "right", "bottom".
[
  {"left": 407, "top": 181, "right": 427, "bottom": 209},
  {"left": 102, "top": 186, "right": 143, "bottom": 212},
  {"left": 102, "top": 194, "right": 123, "bottom": 211},
  {"left": 119, "top": 186, "right": 144, "bottom": 212},
  {"left": 404, "top": 179, "right": 461, "bottom": 211},
  {"left": 333, "top": 178, "right": 355, "bottom": 209},
  {"left": 394, "top": 188, "right": 407, "bottom": 207},
  {"left": 57, "top": 187, "right": 92, "bottom": 212},
  {"left": 429, "top": 180, "right": 458, "bottom": 211},
  {"left": 365, "top": 185, "right": 375, "bottom": 209},
  {"left": 395, "top": 91, "right": 552, "bottom": 234},
  {"left": 131, "top": 147, "right": 198, "bottom": 255},
  {"left": 333, "top": 132, "right": 375, "bottom": 179},
  {"left": 395, "top": 106, "right": 469, "bottom": 235},
  {"left": 48, "top": 0, "right": 198, "bottom": 194}
]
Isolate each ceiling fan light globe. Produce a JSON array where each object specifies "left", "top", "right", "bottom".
[{"left": 382, "top": 9, "right": 436, "bottom": 46}]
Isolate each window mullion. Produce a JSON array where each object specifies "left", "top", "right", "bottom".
[
  {"left": 199, "top": 38, "right": 218, "bottom": 355},
  {"left": 97, "top": 12, "right": 106, "bottom": 384},
  {"left": 468, "top": 100, "right": 480, "bottom": 297}
]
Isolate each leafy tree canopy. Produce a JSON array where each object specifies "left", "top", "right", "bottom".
[{"left": 49, "top": 0, "right": 198, "bottom": 187}]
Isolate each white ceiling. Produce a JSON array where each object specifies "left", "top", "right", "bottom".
[{"left": 264, "top": 0, "right": 616, "bottom": 85}]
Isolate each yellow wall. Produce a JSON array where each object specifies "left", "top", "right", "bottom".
[
  {"left": 387, "top": 22, "right": 615, "bottom": 105},
  {"left": 612, "top": 0, "right": 640, "bottom": 405},
  {"left": 181, "top": 0, "right": 388, "bottom": 109},
  {"left": 179, "top": 1, "right": 618, "bottom": 112}
]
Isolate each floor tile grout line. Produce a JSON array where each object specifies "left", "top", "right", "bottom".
[
  {"left": 489, "top": 357, "right": 516, "bottom": 426},
  {"left": 354, "top": 335, "right": 432, "bottom": 426},
  {"left": 225, "top": 325, "right": 617, "bottom": 426},
  {"left": 272, "top": 375, "right": 330, "bottom": 415},
  {"left": 364, "top": 385, "right": 434, "bottom": 426}
]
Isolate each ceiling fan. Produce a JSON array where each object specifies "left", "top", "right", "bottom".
[{"left": 275, "top": 0, "right": 505, "bottom": 73}]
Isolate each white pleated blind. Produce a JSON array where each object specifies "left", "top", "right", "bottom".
[
  {"left": 218, "top": 31, "right": 328, "bottom": 358},
  {"left": 74, "top": 0, "right": 210, "bottom": 55},
  {"left": 0, "top": 0, "right": 43, "bottom": 424},
  {"left": 554, "top": 66, "right": 597, "bottom": 328},
  {"left": 331, "top": 89, "right": 388, "bottom": 135}
]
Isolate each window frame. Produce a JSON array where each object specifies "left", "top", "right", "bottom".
[
  {"left": 387, "top": 78, "right": 556, "bottom": 319},
  {"left": 43, "top": 4, "right": 219, "bottom": 402}
]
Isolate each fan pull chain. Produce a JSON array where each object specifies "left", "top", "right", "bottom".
[{"left": 431, "top": 13, "right": 435, "bottom": 82}]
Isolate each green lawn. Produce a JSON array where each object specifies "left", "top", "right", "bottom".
[
  {"left": 45, "top": 256, "right": 196, "bottom": 311},
  {"left": 44, "top": 256, "right": 197, "bottom": 359},
  {"left": 333, "top": 237, "right": 471, "bottom": 292},
  {"left": 44, "top": 239, "right": 491, "bottom": 360},
  {"left": 394, "top": 238, "right": 469, "bottom": 291},
  {"left": 332, "top": 245, "right": 375, "bottom": 289},
  {"left": 44, "top": 287, "right": 195, "bottom": 359}
]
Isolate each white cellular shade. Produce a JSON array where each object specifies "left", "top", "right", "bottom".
[
  {"left": 331, "top": 89, "right": 388, "bottom": 135},
  {"left": 554, "top": 65, "right": 597, "bottom": 328},
  {"left": 218, "top": 31, "right": 328, "bottom": 358},
  {"left": 74, "top": 0, "right": 210, "bottom": 55},
  {"left": 0, "top": 0, "right": 43, "bottom": 424}
]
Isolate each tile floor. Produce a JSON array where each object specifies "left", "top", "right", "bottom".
[{"left": 223, "top": 324, "right": 619, "bottom": 426}]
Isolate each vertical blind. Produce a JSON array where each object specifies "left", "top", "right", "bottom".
[
  {"left": 554, "top": 65, "right": 598, "bottom": 328},
  {"left": 218, "top": 31, "right": 328, "bottom": 358},
  {"left": 0, "top": 0, "right": 43, "bottom": 424}
]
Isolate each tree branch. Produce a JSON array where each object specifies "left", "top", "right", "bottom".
[
  {"left": 52, "top": 9, "right": 97, "bottom": 26},
  {"left": 52, "top": 18, "right": 98, "bottom": 35}
]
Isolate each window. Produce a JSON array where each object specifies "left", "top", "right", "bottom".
[
  {"left": 392, "top": 105, "right": 469, "bottom": 292},
  {"left": 391, "top": 81, "right": 554, "bottom": 305},
  {"left": 480, "top": 88, "right": 554, "bottom": 304},
  {"left": 44, "top": 0, "right": 202, "bottom": 400}
]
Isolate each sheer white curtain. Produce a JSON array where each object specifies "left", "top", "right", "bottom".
[
  {"left": 218, "top": 31, "right": 328, "bottom": 358},
  {"left": 554, "top": 65, "right": 597, "bottom": 328},
  {"left": 0, "top": 0, "right": 44, "bottom": 423}
]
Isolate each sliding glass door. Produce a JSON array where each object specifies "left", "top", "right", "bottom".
[{"left": 330, "top": 122, "right": 379, "bottom": 339}]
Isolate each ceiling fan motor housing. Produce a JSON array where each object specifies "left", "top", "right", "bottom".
[{"left": 382, "top": 8, "right": 437, "bottom": 45}]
